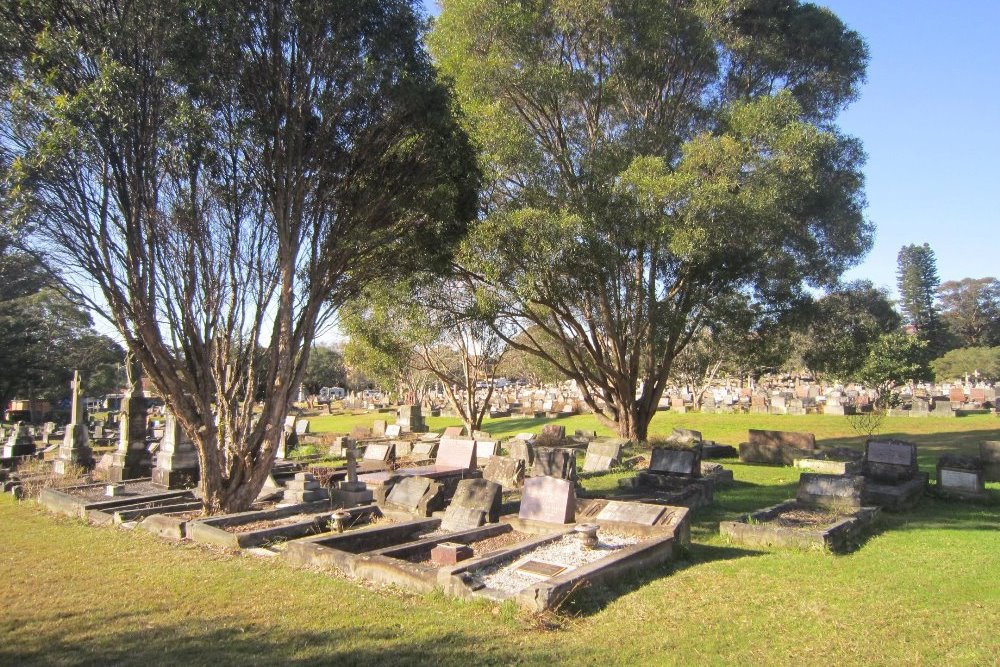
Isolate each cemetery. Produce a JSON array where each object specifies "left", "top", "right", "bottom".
[{"left": 1, "top": 0, "right": 999, "bottom": 664}]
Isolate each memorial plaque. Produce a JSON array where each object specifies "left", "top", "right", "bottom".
[
  {"left": 649, "top": 448, "right": 698, "bottom": 476},
  {"left": 516, "top": 560, "right": 567, "bottom": 579},
  {"left": 518, "top": 476, "right": 575, "bottom": 523},
  {"left": 867, "top": 440, "right": 914, "bottom": 466},
  {"left": 595, "top": 500, "right": 665, "bottom": 526},
  {"left": 940, "top": 469, "right": 980, "bottom": 492}
]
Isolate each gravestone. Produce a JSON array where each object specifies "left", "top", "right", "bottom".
[
  {"left": 54, "top": 371, "right": 93, "bottom": 474},
  {"left": 863, "top": 439, "right": 918, "bottom": 483},
  {"left": 395, "top": 404, "right": 427, "bottom": 433},
  {"left": 372, "top": 420, "right": 387, "bottom": 437},
  {"left": 283, "top": 472, "right": 329, "bottom": 504},
  {"left": 582, "top": 439, "right": 623, "bottom": 472},
  {"left": 295, "top": 420, "right": 309, "bottom": 436},
  {"left": 384, "top": 424, "right": 401, "bottom": 438},
  {"left": 474, "top": 438, "right": 499, "bottom": 462},
  {"left": 949, "top": 387, "right": 966, "bottom": 403},
  {"left": 482, "top": 456, "right": 525, "bottom": 490},
  {"left": 796, "top": 473, "right": 866, "bottom": 509},
  {"left": 930, "top": 398, "right": 956, "bottom": 417},
  {"left": 981, "top": 441, "right": 1000, "bottom": 482},
  {"left": 151, "top": 411, "right": 200, "bottom": 489},
  {"left": 532, "top": 447, "right": 577, "bottom": 482},
  {"left": 351, "top": 426, "right": 370, "bottom": 441},
  {"left": 108, "top": 393, "right": 150, "bottom": 482},
  {"left": 541, "top": 424, "right": 565, "bottom": 440},
  {"left": 383, "top": 476, "right": 443, "bottom": 516},
  {"left": 2, "top": 422, "right": 36, "bottom": 459},
  {"left": 518, "top": 476, "right": 575, "bottom": 524},
  {"left": 595, "top": 500, "right": 665, "bottom": 526},
  {"left": 411, "top": 441, "right": 438, "bottom": 459},
  {"left": 671, "top": 396, "right": 687, "bottom": 414},
  {"left": 436, "top": 437, "right": 477, "bottom": 470},
  {"left": 936, "top": 455, "right": 986, "bottom": 499},
  {"left": 507, "top": 439, "right": 534, "bottom": 467},
  {"left": 440, "top": 478, "right": 502, "bottom": 531},
  {"left": 363, "top": 442, "right": 395, "bottom": 463},
  {"left": 671, "top": 428, "right": 702, "bottom": 444},
  {"left": 911, "top": 396, "right": 930, "bottom": 416},
  {"left": 740, "top": 429, "right": 817, "bottom": 465},
  {"left": 649, "top": 447, "right": 701, "bottom": 478},
  {"left": 443, "top": 426, "right": 465, "bottom": 438}
]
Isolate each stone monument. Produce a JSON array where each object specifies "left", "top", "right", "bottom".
[
  {"left": 54, "top": 371, "right": 94, "bottom": 474},
  {"left": 151, "top": 410, "right": 200, "bottom": 489},
  {"left": 108, "top": 358, "right": 150, "bottom": 482}
]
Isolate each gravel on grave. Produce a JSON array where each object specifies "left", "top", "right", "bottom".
[
  {"left": 475, "top": 532, "right": 641, "bottom": 595},
  {"left": 229, "top": 513, "right": 321, "bottom": 533},
  {"left": 404, "top": 530, "right": 530, "bottom": 564},
  {"left": 65, "top": 480, "right": 163, "bottom": 500}
]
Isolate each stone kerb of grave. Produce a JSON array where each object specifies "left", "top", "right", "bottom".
[
  {"left": 739, "top": 429, "right": 818, "bottom": 465},
  {"left": 482, "top": 456, "right": 525, "bottom": 490},
  {"left": 440, "top": 478, "right": 502, "bottom": 532},
  {"left": 531, "top": 447, "right": 577, "bottom": 482},
  {"left": 518, "top": 476, "right": 576, "bottom": 524}
]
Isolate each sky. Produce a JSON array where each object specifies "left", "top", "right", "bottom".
[{"left": 421, "top": 0, "right": 1000, "bottom": 296}]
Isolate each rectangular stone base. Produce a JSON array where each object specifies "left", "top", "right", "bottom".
[
  {"left": 863, "top": 473, "right": 927, "bottom": 512},
  {"left": 794, "top": 458, "right": 861, "bottom": 475},
  {"left": 151, "top": 467, "right": 199, "bottom": 490},
  {"left": 720, "top": 500, "right": 879, "bottom": 553},
  {"left": 739, "top": 442, "right": 816, "bottom": 466}
]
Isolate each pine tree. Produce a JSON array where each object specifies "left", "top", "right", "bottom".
[{"left": 896, "top": 243, "right": 944, "bottom": 350}]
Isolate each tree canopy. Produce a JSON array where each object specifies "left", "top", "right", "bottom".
[
  {"left": 937, "top": 277, "right": 1000, "bottom": 349},
  {"left": 930, "top": 346, "right": 1000, "bottom": 383},
  {"left": 431, "top": 0, "right": 871, "bottom": 439}
]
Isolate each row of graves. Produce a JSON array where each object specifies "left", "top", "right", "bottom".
[
  {"left": 22, "top": 404, "right": 735, "bottom": 613},
  {"left": 721, "top": 429, "right": 999, "bottom": 552}
]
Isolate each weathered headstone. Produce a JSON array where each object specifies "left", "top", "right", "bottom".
[
  {"left": 108, "top": 392, "right": 150, "bottom": 482},
  {"left": 532, "top": 447, "right": 577, "bottom": 482},
  {"left": 384, "top": 424, "right": 401, "bottom": 438},
  {"left": 151, "top": 411, "right": 200, "bottom": 489},
  {"left": 507, "top": 439, "right": 535, "bottom": 467},
  {"left": 541, "top": 424, "right": 565, "bottom": 440},
  {"left": 383, "top": 476, "right": 442, "bottom": 516},
  {"left": 863, "top": 439, "right": 918, "bottom": 483},
  {"left": 739, "top": 429, "right": 817, "bottom": 465},
  {"left": 518, "top": 476, "right": 575, "bottom": 524},
  {"left": 442, "top": 426, "right": 465, "bottom": 438},
  {"left": 372, "top": 420, "right": 387, "bottom": 437},
  {"left": 440, "top": 478, "right": 502, "bottom": 531},
  {"left": 582, "top": 439, "right": 623, "bottom": 472},
  {"left": 482, "top": 456, "right": 525, "bottom": 490},
  {"left": 595, "top": 500, "right": 666, "bottom": 526},
  {"left": 295, "top": 420, "right": 309, "bottom": 436},
  {"left": 671, "top": 428, "right": 702, "bottom": 443},
  {"left": 796, "top": 473, "right": 865, "bottom": 509},
  {"left": 981, "top": 441, "right": 1000, "bottom": 482}
]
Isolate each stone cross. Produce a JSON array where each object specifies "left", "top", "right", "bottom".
[
  {"left": 346, "top": 443, "right": 359, "bottom": 485},
  {"left": 70, "top": 370, "right": 84, "bottom": 424}
]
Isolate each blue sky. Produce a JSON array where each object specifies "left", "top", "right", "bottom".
[{"left": 421, "top": 0, "right": 1000, "bottom": 296}]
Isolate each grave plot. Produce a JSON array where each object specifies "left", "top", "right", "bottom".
[
  {"left": 739, "top": 429, "right": 818, "bottom": 465},
  {"left": 442, "top": 499, "right": 690, "bottom": 612},
  {"left": 360, "top": 437, "right": 480, "bottom": 503},
  {"left": 860, "top": 439, "right": 928, "bottom": 511},
  {"left": 720, "top": 473, "right": 879, "bottom": 553},
  {"left": 186, "top": 502, "right": 380, "bottom": 550},
  {"left": 38, "top": 478, "right": 202, "bottom": 524},
  {"left": 616, "top": 446, "right": 731, "bottom": 509}
]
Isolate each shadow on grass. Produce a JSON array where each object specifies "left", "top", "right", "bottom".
[
  {"left": 554, "top": 542, "right": 764, "bottom": 617},
  {"left": 0, "top": 610, "right": 534, "bottom": 667},
  {"left": 876, "top": 495, "right": 1000, "bottom": 533},
  {"left": 481, "top": 416, "right": 557, "bottom": 434}
]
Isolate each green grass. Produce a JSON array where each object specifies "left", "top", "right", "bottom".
[{"left": 1, "top": 413, "right": 999, "bottom": 666}]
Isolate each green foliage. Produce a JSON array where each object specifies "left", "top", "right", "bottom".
[
  {"left": 937, "top": 277, "right": 1000, "bottom": 348},
  {"left": 857, "top": 332, "right": 931, "bottom": 408},
  {"left": 896, "top": 243, "right": 945, "bottom": 350},
  {"left": 794, "top": 281, "right": 900, "bottom": 379},
  {"left": 430, "top": 0, "right": 871, "bottom": 439},
  {"left": 931, "top": 347, "right": 1000, "bottom": 382},
  {"left": 301, "top": 346, "right": 346, "bottom": 395}
]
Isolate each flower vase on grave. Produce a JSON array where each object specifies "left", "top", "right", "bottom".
[
  {"left": 54, "top": 371, "right": 93, "bottom": 474},
  {"left": 151, "top": 411, "right": 200, "bottom": 489},
  {"left": 108, "top": 395, "right": 151, "bottom": 482}
]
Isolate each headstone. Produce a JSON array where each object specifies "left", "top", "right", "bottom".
[
  {"left": 541, "top": 424, "right": 565, "bottom": 440},
  {"left": 396, "top": 404, "right": 428, "bottom": 433},
  {"left": 474, "top": 438, "right": 499, "bottom": 462},
  {"left": 440, "top": 478, "right": 502, "bottom": 531},
  {"left": 532, "top": 447, "right": 577, "bottom": 482},
  {"left": 383, "top": 476, "right": 442, "bottom": 516},
  {"left": 507, "top": 439, "right": 534, "bottom": 467},
  {"left": 295, "top": 420, "right": 309, "bottom": 436},
  {"left": 863, "top": 439, "right": 918, "bottom": 483},
  {"left": 595, "top": 500, "right": 666, "bottom": 526},
  {"left": 796, "top": 473, "right": 865, "bottom": 509},
  {"left": 282, "top": 472, "right": 329, "bottom": 504},
  {"left": 372, "top": 420, "right": 387, "bottom": 437},
  {"left": 671, "top": 428, "right": 702, "bottom": 443},
  {"left": 54, "top": 371, "right": 93, "bottom": 474},
  {"left": 518, "top": 476, "right": 575, "bottom": 524},
  {"left": 151, "top": 411, "right": 200, "bottom": 489},
  {"left": 384, "top": 424, "right": 401, "bottom": 438},
  {"left": 582, "top": 439, "right": 623, "bottom": 472},
  {"left": 2, "top": 422, "right": 36, "bottom": 459},
  {"left": 351, "top": 426, "right": 370, "bottom": 440},
  {"left": 670, "top": 396, "right": 687, "bottom": 414},
  {"left": 482, "top": 456, "right": 525, "bottom": 490},
  {"left": 436, "top": 437, "right": 477, "bottom": 470},
  {"left": 981, "top": 441, "right": 1000, "bottom": 482},
  {"left": 949, "top": 387, "right": 966, "bottom": 403},
  {"left": 363, "top": 442, "right": 395, "bottom": 462},
  {"left": 411, "top": 441, "right": 438, "bottom": 459},
  {"left": 108, "top": 392, "right": 150, "bottom": 482},
  {"left": 649, "top": 447, "right": 701, "bottom": 477}
]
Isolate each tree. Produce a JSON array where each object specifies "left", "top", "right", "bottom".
[
  {"left": 937, "top": 278, "right": 1000, "bottom": 348},
  {"left": 301, "top": 345, "right": 346, "bottom": 396},
  {"left": 896, "top": 243, "right": 944, "bottom": 350},
  {"left": 930, "top": 347, "right": 1000, "bottom": 382},
  {"left": 498, "top": 326, "right": 566, "bottom": 385},
  {"left": 856, "top": 332, "right": 931, "bottom": 409},
  {"left": 0, "top": 236, "right": 124, "bottom": 413},
  {"left": 432, "top": 0, "right": 871, "bottom": 440},
  {"left": 346, "top": 277, "right": 506, "bottom": 432},
  {"left": 792, "top": 281, "right": 900, "bottom": 380},
  {"left": 2, "top": 1, "right": 478, "bottom": 512}
]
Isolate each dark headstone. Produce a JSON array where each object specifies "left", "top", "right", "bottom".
[
  {"left": 532, "top": 447, "right": 577, "bottom": 482},
  {"left": 863, "top": 439, "right": 918, "bottom": 483},
  {"left": 649, "top": 447, "right": 701, "bottom": 477},
  {"left": 441, "top": 478, "right": 502, "bottom": 530}
]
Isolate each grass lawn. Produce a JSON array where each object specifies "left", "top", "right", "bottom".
[{"left": 2, "top": 413, "right": 999, "bottom": 666}]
